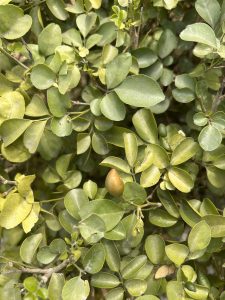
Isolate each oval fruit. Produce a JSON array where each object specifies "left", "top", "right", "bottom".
[{"left": 105, "top": 169, "right": 124, "bottom": 197}]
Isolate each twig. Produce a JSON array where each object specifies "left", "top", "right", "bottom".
[
  {"left": 0, "top": 47, "right": 29, "bottom": 70},
  {"left": 0, "top": 175, "right": 16, "bottom": 186},
  {"left": 212, "top": 77, "right": 225, "bottom": 112},
  {"left": 20, "top": 257, "right": 72, "bottom": 282},
  {"left": 147, "top": 184, "right": 159, "bottom": 200},
  {"left": 21, "top": 37, "right": 33, "bottom": 61},
  {"left": 72, "top": 101, "right": 90, "bottom": 106},
  {"left": 2, "top": 186, "right": 16, "bottom": 197}
]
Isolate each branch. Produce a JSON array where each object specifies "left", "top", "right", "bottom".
[
  {"left": 212, "top": 77, "right": 225, "bottom": 112},
  {"left": 20, "top": 258, "right": 71, "bottom": 282},
  {"left": 0, "top": 175, "right": 16, "bottom": 186},
  {"left": 0, "top": 47, "right": 29, "bottom": 70}
]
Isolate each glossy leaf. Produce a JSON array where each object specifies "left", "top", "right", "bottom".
[{"left": 115, "top": 75, "right": 165, "bottom": 108}]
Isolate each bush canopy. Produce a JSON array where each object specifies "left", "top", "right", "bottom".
[{"left": 0, "top": 0, "right": 225, "bottom": 299}]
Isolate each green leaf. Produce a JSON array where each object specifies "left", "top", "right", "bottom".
[
  {"left": 206, "top": 166, "right": 225, "bottom": 188},
  {"left": 158, "top": 29, "right": 177, "bottom": 59},
  {"left": 179, "top": 200, "right": 201, "bottom": 227},
  {"left": 37, "top": 246, "right": 57, "bottom": 264},
  {"left": 91, "top": 272, "right": 120, "bottom": 288},
  {"left": 184, "top": 283, "right": 209, "bottom": 300},
  {"left": 103, "top": 126, "right": 142, "bottom": 147},
  {"left": 121, "top": 255, "right": 147, "bottom": 280},
  {"left": 23, "top": 277, "right": 38, "bottom": 293},
  {"left": 213, "top": 154, "right": 225, "bottom": 170},
  {"left": 0, "top": 193, "right": 32, "bottom": 229},
  {"left": 188, "top": 220, "right": 211, "bottom": 252},
  {"left": 157, "top": 189, "right": 179, "bottom": 218},
  {"left": 51, "top": 116, "right": 73, "bottom": 137},
  {"left": 150, "top": 144, "right": 170, "bottom": 169},
  {"left": 171, "top": 138, "right": 199, "bottom": 165},
  {"left": 105, "top": 53, "right": 132, "bottom": 88},
  {"left": 102, "top": 239, "right": 120, "bottom": 272},
  {"left": 64, "top": 189, "right": 89, "bottom": 220},
  {"left": 20, "top": 233, "right": 43, "bottom": 263},
  {"left": 22, "top": 203, "right": 40, "bottom": 233},
  {"left": 132, "top": 109, "right": 158, "bottom": 144},
  {"left": 38, "top": 23, "right": 62, "bottom": 56},
  {"left": 25, "top": 94, "right": 50, "bottom": 117},
  {"left": 180, "top": 23, "right": 217, "bottom": 48},
  {"left": 123, "top": 132, "right": 138, "bottom": 167},
  {"left": 83, "top": 180, "right": 98, "bottom": 199},
  {"left": 140, "top": 165, "right": 161, "bottom": 188},
  {"left": 123, "top": 182, "right": 147, "bottom": 205},
  {"left": 79, "top": 214, "right": 106, "bottom": 244},
  {"left": 48, "top": 273, "right": 65, "bottom": 300},
  {"left": 132, "top": 48, "right": 158, "bottom": 68},
  {"left": 1, "top": 137, "right": 31, "bottom": 163},
  {"left": 145, "top": 235, "right": 165, "bottom": 264},
  {"left": 92, "top": 132, "right": 109, "bottom": 155},
  {"left": 136, "top": 296, "right": 159, "bottom": 300},
  {"left": 203, "top": 215, "right": 225, "bottom": 237},
  {"left": 31, "top": 64, "right": 56, "bottom": 90},
  {"left": 76, "top": 12, "right": 97, "bottom": 38},
  {"left": 38, "top": 129, "right": 62, "bottom": 160},
  {"left": 63, "top": 170, "right": 82, "bottom": 189},
  {"left": 77, "top": 133, "right": 91, "bottom": 154},
  {"left": 105, "top": 287, "right": 124, "bottom": 300},
  {"left": 0, "top": 91, "right": 25, "bottom": 125},
  {"left": 46, "top": 0, "right": 69, "bottom": 21},
  {"left": 168, "top": 167, "right": 194, "bottom": 193},
  {"left": 125, "top": 279, "right": 147, "bottom": 297},
  {"left": 0, "top": 119, "right": 32, "bottom": 147},
  {"left": 200, "top": 198, "right": 219, "bottom": 216},
  {"left": 0, "top": 4, "right": 32, "bottom": 39},
  {"left": 59, "top": 210, "right": 78, "bottom": 234},
  {"left": 104, "top": 221, "right": 126, "bottom": 240},
  {"left": 56, "top": 153, "right": 72, "bottom": 178},
  {"left": 62, "top": 277, "right": 90, "bottom": 300},
  {"left": 58, "top": 65, "right": 81, "bottom": 94},
  {"left": 101, "top": 156, "right": 130, "bottom": 173},
  {"left": 83, "top": 243, "right": 106, "bottom": 274},
  {"left": 198, "top": 125, "right": 222, "bottom": 151},
  {"left": 23, "top": 120, "right": 47, "bottom": 153},
  {"left": 195, "top": 0, "right": 220, "bottom": 28},
  {"left": 79, "top": 199, "right": 124, "bottom": 231},
  {"left": 115, "top": 75, "right": 165, "bottom": 108},
  {"left": 100, "top": 92, "right": 126, "bottom": 121},
  {"left": 148, "top": 208, "right": 178, "bottom": 227},
  {"left": 62, "top": 28, "right": 82, "bottom": 47},
  {"left": 166, "top": 281, "right": 185, "bottom": 300},
  {"left": 172, "top": 88, "right": 195, "bottom": 103},
  {"left": 47, "top": 87, "right": 70, "bottom": 117},
  {"left": 165, "top": 243, "right": 189, "bottom": 266}
]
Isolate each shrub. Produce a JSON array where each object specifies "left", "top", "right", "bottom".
[{"left": 0, "top": 0, "right": 225, "bottom": 299}]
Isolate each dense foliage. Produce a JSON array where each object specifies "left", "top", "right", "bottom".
[{"left": 0, "top": 0, "right": 225, "bottom": 299}]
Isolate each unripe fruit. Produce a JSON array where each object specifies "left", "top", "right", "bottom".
[{"left": 105, "top": 169, "right": 124, "bottom": 197}]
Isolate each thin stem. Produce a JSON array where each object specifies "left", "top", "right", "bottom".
[
  {"left": 40, "top": 198, "right": 64, "bottom": 203},
  {"left": 0, "top": 175, "right": 16, "bottom": 186},
  {"left": 72, "top": 101, "right": 90, "bottom": 106},
  {"left": 70, "top": 109, "right": 90, "bottom": 120},
  {"left": 0, "top": 47, "right": 29, "bottom": 70},
  {"left": 2, "top": 186, "right": 16, "bottom": 197},
  {"left": 147, "top": 184, "right": 159, "bottom": 200}
]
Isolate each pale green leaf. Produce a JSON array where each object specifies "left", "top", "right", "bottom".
[{"left": 115, "top": 75, "right": 165, "bottom": 108}]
